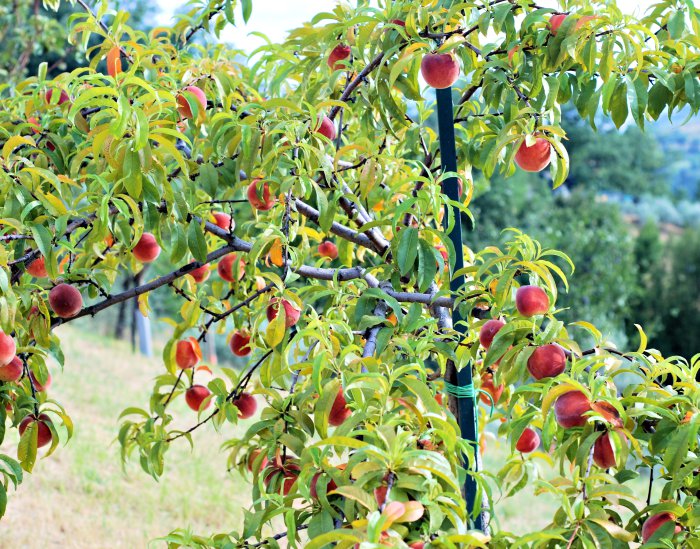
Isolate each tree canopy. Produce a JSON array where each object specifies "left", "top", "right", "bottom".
[{"left": 1, "top": 0, "right": 700, "bottom": 547}]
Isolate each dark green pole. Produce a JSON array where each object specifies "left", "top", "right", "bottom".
[{"left": 435, "top": 86, "right": 483, "bottom": 530}]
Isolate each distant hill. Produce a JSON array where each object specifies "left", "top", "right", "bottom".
[{"left": 649, "top": 109, "right": 700, "bottom": 199}]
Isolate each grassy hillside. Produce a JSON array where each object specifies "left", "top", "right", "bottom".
[{"left": 0, "top": 326, "right": 248, "bottom": 548}]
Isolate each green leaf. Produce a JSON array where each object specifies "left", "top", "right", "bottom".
[
  {"left": 241, "top": 0, "right": 253, "bottom": 23},
  {"left": 17, "top": 423, "right": 38, "bottom": 473},
  {"left": 265, "top": 308, "right": 286, "bottom": 348},
  {"left": 610, "top": 80, "right": 628, "bottom": 129},
  {"left": 187, "top": 221, "right": 208, "bottom": 263},
  {"left": 30, "top": 225, "right": 53, "bottom": 261},
  {"left": 396, "top": 227, "right": 419, "bottom": 276}
]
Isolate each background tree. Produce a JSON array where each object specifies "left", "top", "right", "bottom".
[{"left": 0, "top": 1, "right": 699, "bottom": 548}]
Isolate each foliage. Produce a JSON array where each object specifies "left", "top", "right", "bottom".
[
  {"left": 0, "top": 0, "right": 155, "bottom": 82},
  {"left": 0, "top": 0, "right": 699, "bottom": 548}
]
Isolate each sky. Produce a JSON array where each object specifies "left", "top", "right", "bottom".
[{"left": 155, "top": 0, "right": 655, "bottom": 53}]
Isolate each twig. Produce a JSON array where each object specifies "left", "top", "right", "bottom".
[{"left": 165, "top": 349, "right": 274, "bottom": 442}]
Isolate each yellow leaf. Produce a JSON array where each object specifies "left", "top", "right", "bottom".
[
  {"left": 3, "top": 135, "right": 34, "bottom": 158},
  {"left": 265, "top": 308, "right": 286, "bottom": 347},
  {"left": 138, "top": 293, "right": 150, "bottom": 317}
]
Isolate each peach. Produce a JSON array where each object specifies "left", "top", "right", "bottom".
[
  {"left": 0, "top": 356, "right": 23, "bottom": 383},
  {"left": 19, "top": 413, "right": 53, "bottom": 448},
  {"left": 310, "top": 472, "right": 338, "bottom": 499},
  {"left": 328, "top": 390, "right": 351, "bottom": 427},
  {"left": 189, "top": 264, "right": 210, "bottom": 284},
  {"left": 527, "top": 344, "right": 567, "bottom": 380},
  {"left": 408, "top": 543, "right": 424, "bottom": 549},
  {"left": 26, "top": 256, "right": 48, "bottom": 278},
  {"left": 315, "top": 116, "right": 336, "bottom": 141},
  {"left": 185, "top": 384, "right": 212, "bottom": 411},
  {"left": 374, "top": 484, "right": 388, "bottom": 507},
  {"left": 247, "top": 179, "right": 275, "bottom": 211},
  {"left": 266, "top": 298, "right": 301, "bottom": 328},
  {"left": 548, "top": 14, "right": 568, "bottom": 35},
  {"left": 554, "top": 390, "right": 592, "bottom": 428},
  {"left": 515, "top": 427, "right": 540, "bottom": 453},
  {"left": 515, "top": 285, "right": 550, "bottom": 317},
  {"left": 318, "top": 241, "right": 338, "bottom": 259},
  {"left": 390, "top": 19, "right": 406, "bottom": 27},
  {"left": 132, "top": 232, "right": 161, "bottom": 263},
  {"left": 49, "top": 283, "right": 83, "bottom": 318},
  {"left": 247, "top": 449, "right": 269, "bottom": 473},
  {"left": 263, "top": 462, "right": 300, "bottom": 495},
  {"left": 420, "top": 53, "right": 460, "bottom": 89},
  {"left": 479, "top": 319, "right": 505, "bottom": 349},
  {"left": 217, "top": 253, "right": 245, "bottom": 282},
  {"left": 514, "top": 137, "right": 552, "bottom": 172},
  {"left": 177, "top": 85, "right": 207, "bottom": 120},
  {"left": 29, "top": 370, "right": 51, "bottom": 392},
  {"left": 0, "top": 331, "right": 16, "bottom": 365},
  {"left": 213, "top": 212, "right": 234, "bottom": 231},
  {"left": 45, "top": 89, "right": 70, "bottom": 105},
  {"left": 229, "top": 331, "right": 251, "bottom": 357},
  {"left": 175, "top": 337, "right": 202, "bottom": 369},
  {"left": 641, "top": 512, "right": 681, "bottom": 542},
  {"left": 479, "top": 372, "right": 506, "bottom": 406},
  {"left": 106, "top": 46, "right": 122, "bottom": 77},
  {"left": 327, "top": 44, "right": 351, "bottom": 71},
  {"left": 233, "top": 392, "right": 257, "bottom": 419},
  {"left": 479, "top": 372, "right": 504, "bottom": 405}
]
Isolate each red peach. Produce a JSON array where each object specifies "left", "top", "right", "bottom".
[
  {"left": 217, "top": 253, "right": 245, "bottom": 282},
  {"left": 132, "top": 232, "right": 161, "bottom": 263},
  {"left": 19, "top": 413, "right": 53, "bottom": 448},
  {"left": 189, "top": 264, "right": 210, "bottom": 284},
  {"left": 49, "top": 283, "right": 83, "bottom": 318},
  {"left": 229, "top": 331, "right": 251, "bottom": 357},
  {"left": 185, "top": 384, "right": 212, "bottom": 411},
  {"left": 175, "top": 337, "right": 202, "bottom": 369},
  {"left": 515, "top": 427, "right": 540, "bottom": 453},
  {"left": 27, "top": 256, "right": 48, "bottom": 278},
  {"left": 548, "top": 14, "right": 568, "bottom": 35},
  {"left": 315, "top": 116, "right": 336, "bottom": 141},
  {"left": 310, "top": 472, "right": 338, "bottom": 499},
  {"left": 514, "top": 137, "right": 552, "bottom": 172},
  {"left": 641, "top": 512, "right": 681, "bottom": 542},
  {"left": 527, "top": 344, "right": 567, "bottom": 380},
  {"left": 247, "top": 179, "right": 275, "bottom": 211},
  {"left": 420, "top": 53, "right": 460, "bottom": 89},
  {"left": 318, "top": 241, "right": 338, "bottom": 259},
  {"left": 0, "top": 356, "right": 23, "bottom": 383},
  {"left": 45, "top": 89, "right": 70, "bottom": 106},
  {"left": 0, "top": 331, "right": 16, "bottom": 365},
  {"left": 266, "top": 298, "right": 301, "bottom": 328},
  {"left": 328, "top": 390, "right": 351, "bottom": 427},
  {"left": 177, "top": 85, "right": 207, "bottom": 120},
  {"left": 479, "top": 372, "right": 504, "bottom": 405},
  {"left": 554, "top": 390, "right": 592, "bottom": 428},
  {"left": 234, "top": 392, "right": 257, "bottom": 419},
  {"left": 213, "top": 212, "right": 234, "bottom": 231},
  {"left": 247, "top": 449, "right": 269, "bottom": 473},
  {"left": 515, "top": 285, "right": 550, "bottom": 317},
  {"left": 327, "top": 44, "right": 351, "bottom": 72},
  {"left": 479, "top": 319, "right": 505, "bottom": 350},
  {"left": 29, "top": 370, "right": 52, "bottom": 392}
]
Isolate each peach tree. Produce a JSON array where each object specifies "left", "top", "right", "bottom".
[{"left": 0, "top": 0, "right": 699, "bottom": 547}]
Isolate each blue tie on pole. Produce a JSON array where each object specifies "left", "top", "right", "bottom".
[{"left": 435, "top": 86, "right": 483, "bottom": 531}]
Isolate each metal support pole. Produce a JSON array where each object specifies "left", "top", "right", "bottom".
[{"left": 435, "top": 87, "right": 483, "bottom": 530}]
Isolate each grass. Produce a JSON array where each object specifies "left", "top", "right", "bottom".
[
  {"left": 0, "top": 325, "right": 249, "bottom": 548},
  {"left": 0, "top": 325, "right": 659, "bottom": 546}
]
